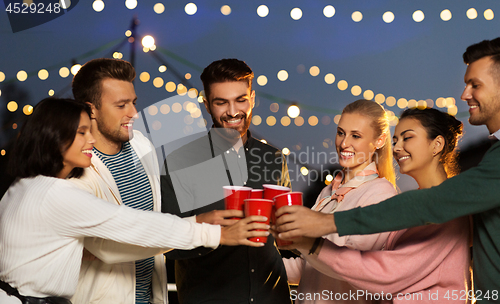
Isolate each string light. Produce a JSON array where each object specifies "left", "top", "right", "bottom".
[
  {"left": 257, "top": 5, "right": 269, "bottom": 17},
  {"left": 185, "top": 3, "right": 197, "bottom": 15},
  {"left": 290, "top": 8, "right": 302, "bottom": 20},
  {"left": 287, "top": 105, "right": 300, "bottom": 118},
  {"left": 93, "top": 0, "right": 104, "bottom": 12}
]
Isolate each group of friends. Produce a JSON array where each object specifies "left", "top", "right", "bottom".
[{"left": 0, "top": 36, "right": 499, "bottom": 304}]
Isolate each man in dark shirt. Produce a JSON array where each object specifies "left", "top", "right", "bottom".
[{"left": 161, "top": 58, "right": 291, "bottom": 304}]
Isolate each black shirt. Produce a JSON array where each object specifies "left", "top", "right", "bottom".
[{"left": 161, "top": 130, "right": 291, "bottom": 304}]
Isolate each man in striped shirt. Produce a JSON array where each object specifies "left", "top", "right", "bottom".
[{"left": 69, "top": 58, "right": 168, "bottom": 304}]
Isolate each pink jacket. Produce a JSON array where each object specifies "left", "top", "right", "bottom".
[
  {"left": 284, "top": 176, "right": 397, "bottom": 303},
  {"left": 303, "top": 217, "right": 471, "bottom": 303}
]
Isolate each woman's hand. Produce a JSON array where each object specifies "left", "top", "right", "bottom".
[
  {"left": 220, "top": 216, "right": 270, "bottom": 247},
  {"left": 275, "top": 205, "right": 337, "bottom": 239}
]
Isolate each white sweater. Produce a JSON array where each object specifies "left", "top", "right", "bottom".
[
  {"left": 70, "top": 130, "right": 174, "bottom": 304},
  {"left": 0, "top": 176, "right": 220, "bottom": 302}
]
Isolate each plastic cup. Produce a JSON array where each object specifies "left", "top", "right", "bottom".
[
  {"left": 263, "top": 184, "right": 291, "bottom": 200},
  {"left": 223, "top": 186, "right": 252, "bottom": 219},
  {"left": 273, "top": 192, "right": 303, "bottom": 246},
  {"left": 263, "top": 184, "right": 291, "bottom": 225},
  {"left": 250, "top": 189, "right": 264, "bottom": 199},
  {"left": 244, "top": 198, "right": 273, "bottom": 243}
]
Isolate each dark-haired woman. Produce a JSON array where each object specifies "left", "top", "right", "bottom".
[
  {"left": 0, "top": 98, "right": 268, "bottom": 304},
  {"left": 281, "top": 108, "right": 470, "bottom": 303}
]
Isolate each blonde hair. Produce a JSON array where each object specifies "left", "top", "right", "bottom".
[{"left": 342, "top": 99, "right": 396, "bottom": 188}]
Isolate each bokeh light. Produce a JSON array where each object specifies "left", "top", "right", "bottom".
[
  {"left": 484, "top": 9, "right": 494, "bottom": 20},
  {"left": 375, "top": 93, "right": 385, "bottom": 104},
  {"left": 309, "top": 66, "right": 320, "bottom": 77},
  {"left": 288, "top": 105, "right": 300, "bottom": 118},
  {"left": 324, "top": 73, "right": 335, "bottom": 84},
  {"left": 383, "top": 11, "right": 394, "bottom": 23},
  {"left": 71, "top": 64, "right": 81, "bottom": 75},
  {"left": 466, "top": 8, "right": 478, "bottom": 19},
  {"left": 48, "top": 89, "right": 55, "bottom": 96},
  {"left": 7, "top": 101, "right": 18, "bottom": 112},
  {"left": 308, "top": 116, "right": 319, "bottom": 126},
  {"left": 257, "top": 75, "right": 268, "bottom": 86},
  {"left": 294, "top": 116, "right": 304, "bottom": 126},
  {"left": 277, "top": 70, "right": 288, "bottom": 81},
  {"left": 352, "top": 11, "right": 363, "bottom": 22},
  {"left": 0, "top": 71, "right": 5, "bottom": 82},
  {"left": 440, "top": 9, "right": 452, "bottom": 21},
  {"left": 38, "top": 69, "right": 49, "bottom": 80},
  {"left": 257, "top": 5, "right": 269, "bottom": 17},
  {"left": 221, "top": 5, "right": 231, "bottom": 15},
  {"left": 172, "top": 103, "right": 182, "bottom": 113},
  {"left": 300, "top": 167, "right": 309, "bottom": 176},
  {"left": 252, "top": 115, "right": 262, "bottom": 126},
  {"left": 185, "top": 3, "right": 197, "bottom": 15},
  {"left": 351, "top": 85, "right": 362, "bottom": 96},
  {"left": 323, "top": 5, "right": 335, "bottom": 18},
  {"left": 140, "top": 72, "right": 150, "bottom": 82},
  {"left": 148, "top": 106, "right": 158, "bottom": 116},
  {"left": 59, "top": 67, "right": 70, "bottom": 78},
  {"left": 281, "top": 116, "right": 291, "bottom": 126},
  {"left": 160, "top": 104, "right": 170, "bottom": 114},
  {"left": 334, "top": 115, "right": 341, "bottom": 125},
  {"left": 125, "top": 0, "right": 137, "bottom": 10},
  {"left": 413, "top": 10, "right": 425, "bottom": 22},
  {"left": 142, "top": 35, "right": 155, "bottom": 48},
  {"left": 270, "top": 103, "right": 279, "bottom": 113},
  {"left": 159, "top": 65, "right": 167, "bottom": 72},
  {"left": 153, "top": 77, "right": 164, "bottom": 88},
  {"left": 386, "top": 96, "right": 396, "bottom": 107},
  {"left": 290, "top": 8, "right": 302, "bottom": 20},
  {"left": 363, "top": 90, "right": 374, "bottom": 100},
  {"left": 93, "top": 0, "right": 104, "bottom": 12},
  {"left": 266, "top": 116, "right": 277, "bottom": 126},
  {"left": 165, "top": 81, "right": 176, "bottom": 92},
  {"left": 154, "top": 3, "right": 165, "bottom": 14},
  {"left": 397, "top": 98, "right": 408, "bottom": 109},
  {"left": 17, "top": 70, "right": 28, "bottom": 81},
  {"left": 337, "top": 80, "right": 348, "bottom": 91}
]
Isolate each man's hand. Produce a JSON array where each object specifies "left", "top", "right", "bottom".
[
  {"left": 220, "top": 216, "right": 270, "bottom": 247},
  {"left": 275, "top": 205, "right": 337, "bottom": 239},
  {"left": 196, "top": 209, "right": 244, "bottom": 226}
]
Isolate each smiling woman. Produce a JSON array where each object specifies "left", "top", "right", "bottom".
[{"left": 0, "top": 97, "right": 272, "bottom": 304}]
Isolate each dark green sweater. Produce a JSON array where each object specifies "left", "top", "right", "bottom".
[{"left": 336, "top": 141, "right": 500, "bottom": 303}]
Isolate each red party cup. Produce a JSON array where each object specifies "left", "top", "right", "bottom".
[
  {"left": 263, "top": 184, "right": 291, "bottom": 200},
  {"left": 273, "top": 192, "right": 303, "bottom": 246},
  {"left": 250, "top": 189, "right": 264, "bottom": 199},
  {"left": 244, "top": 198, "right": 273, "bottom": 243},
  {"left": 263, "top": 184, "right": 291, "bottom": 224},
  {"left": 223, "top": 186, "right": 252, "bottom": 219}
]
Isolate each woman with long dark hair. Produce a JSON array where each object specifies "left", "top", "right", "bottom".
[{"left": 0, "top": 98, "right": 268, "bottom": 304}]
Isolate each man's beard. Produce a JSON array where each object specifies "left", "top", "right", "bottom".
[{"left": 212, "top": 112, "right": 252, "bottom": 139}]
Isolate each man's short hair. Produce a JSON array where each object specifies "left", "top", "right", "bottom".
[
  {"left": 463, "top": 37, "right": 500, "bottom": 82},
  {"left": 200, "top": 58, "right": 254, "bottom": 101},
  {"left": 72, "top": 58, "right": 136, "bottom": 108}
]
